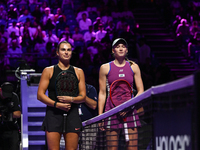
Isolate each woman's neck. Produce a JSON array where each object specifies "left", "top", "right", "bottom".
[
  {"left": 58, "top": 61, "right": 70, "bottom": 70},
  {"left": 113, "top": 59, "right": 126, "bottom": 67}
]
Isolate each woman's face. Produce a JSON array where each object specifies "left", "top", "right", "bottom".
[
  {"left": 112, "top": 43, "right": 128, "bottom": 58},
  {"left": 57, "top": 43, "right": 72, "bottom": 61}
]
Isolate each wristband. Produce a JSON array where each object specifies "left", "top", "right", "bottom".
[
  {"left": 54, "top": 101, "right": 57, "bottom": 108},
  {"left": 71, "top": 97, "right": 74, "bottom": 103}
]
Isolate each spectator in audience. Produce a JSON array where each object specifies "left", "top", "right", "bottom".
[
  {"left": 34, "top": 35, "right": 47, "bottom": 56},
  {"left": 111, "top": 7, "right": 123, "bottom": 19},
  {"left": 33, "top": 25, "right": 46, "bottom": 42},
  {"left": 42, "top": 7, "right": 55, "bottom": 27},
  {"left": 18, "top": 9, "right": 33, "bottom": 23},
  {"left": 78, "top": 83, "right": 98, "bottom": 150},
  {"left": 86, "top": 1, "right": 98, "bottom": 15},
  {"left": 19, "top": 4, "right": 26, "bottom": 16},
  {"left": 76, "top": 6, "right": 89, "bottom": 22},
  {"left": 54, "top": 8, "right": 66, "bottom": 23},
  {"left": 72, "top": 26, "right": 84, "bottom": 41},
  {"left": 24, "top": 46, "right": 35, "bottom": 68},
  {"left": 31, "top": 4, "right": 42, "bottom": 24},
  {"left": 51, "top": 0, "right": 62, "bottom": 11},
  {"left": 106, "top": 20, "right": 116, "bottom": 35},
  {"left": 8, "top": 31, "right": 20, "bottom": 49},
  {"left": 20, "top": 20, "right": 33, "bottom": 39},
  {"left": 136, "top": 37, "right": 151, "bottom": 65},
  {"left": 86, "top": 42, "right": 99, "bottom": 62},
  {"left": 190, "top": 20, "right": 200, "bottom": 36},
  {"left": 55, "top": 15, "right": 67, "bottom": 35},
  {"left": 0, "top": 24, "right": 9, "bottom": 40},
  {"left": 93, "top": 17, "right": 103, "bottom": 32},
  {"left": 176, "top": 18, "right": 191, "bottom": 47},
  {"left": 188, "top": 31, "right": 200, "bottom": 58},
  {"left": 7, "top": 39, "right": 23, "bottom": 58},
  {"left": 120, "top": 23, "right": 134, "bottom": 42},
  {"left": 7, "top": 20, "right": 19, "bottom": 37},
  {"left": 172, "top": 15, "right": 181, "bottom": 34},
  {"left": 95, "top": 24, "right": 107, "bottom": 42},
  {"left": 116, "top": 17, "right": 127, "bottom": 31},
  {"left": 0, "top": 32, "right": 8, "bottom": 53},
  {"left": 20, "top": 30, "right": 33, "bottom": 52},
  {"left": 122, "top": 6, "right": 134, "bottom": 20},
  {"left": 44, "top": 29, "right": 58, "bottom": 44},
  {"left": 40, "top": 1, "right": 48, "bottom": 14},
  {"left": 44, "top": 18, "right": 55, "bottom": 32},
  {"left": 7, "top": 4, "right": 18, "bottom": 20},
  {"left": 170, "top": 0, "right": 182, "bottom": 16},
  {"left": 59, "top": 31, "right": 74, "bottom": 47},
  {"left": 101, "top": 11, "right": 113, "bottom": 26},
  {"left": 79, "top": 12, "right": 92, "bottom": 33},
  {"left": 83, "top": 25, "right": 96, "bottom": 45},
  {"left": 0, "top": 5, "right": 8, "bottom": 20}
]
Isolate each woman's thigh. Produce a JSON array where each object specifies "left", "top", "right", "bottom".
[
  {"left": 64, "top": 132, "right": 79, "bottom": 150},
  {"left": 106, "top": 129, "right": 120, "bottom": 150},
  {"left": 46, "top": 131, "right": 61, "bottom": 150}
]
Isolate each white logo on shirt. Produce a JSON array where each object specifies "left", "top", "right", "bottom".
[
  {"left": 119, "top": 69, "right": 123, "bottom": 72},
  {"left": 119, "top": 74, "right": 125, "bottom": 77}
]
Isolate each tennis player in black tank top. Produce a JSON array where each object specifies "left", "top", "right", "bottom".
[{"left": 37, "top": 41, "right": 86, "bottom": 150}]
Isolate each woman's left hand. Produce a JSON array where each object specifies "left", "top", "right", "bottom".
[{"left": 57, "top": 96, "right": 72, "bottom": 103}]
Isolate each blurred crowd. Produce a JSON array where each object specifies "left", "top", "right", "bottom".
[{"left": 1, "top": 0, "right": 199, "bottom": 91}]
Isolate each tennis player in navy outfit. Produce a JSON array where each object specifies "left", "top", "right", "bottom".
[
  {"left": 37, "top": 41, "right": 86, "bottom": 150},
  {"left": 79, "top": 83, "right": 98, "bottom": 149},
  {"left": 98, "top": 38, "right": 144, "bottom": 150}
]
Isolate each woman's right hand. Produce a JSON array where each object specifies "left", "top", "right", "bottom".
[
  {"left": 98, "top": 120, "right": 105, "bottom": 131},
  {"left": 57, "top": 102, "right": 71, "bottom": 112}
]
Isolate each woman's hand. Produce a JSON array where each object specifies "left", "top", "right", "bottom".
[
  {"left": 57, "top": 102, "right": 72, "bottom": 112},
  {"left": 98, "top": 120, "right": 105, "bottom": 131},
  {"left": 57, "top": 96, "right": 72, "bottom": 103}
]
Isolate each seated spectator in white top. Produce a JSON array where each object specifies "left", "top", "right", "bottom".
[
  {"left": 79, "top": 13, "right": 92, "bottom": 31},
  {"left": 76, "top": 6, "right": 89, "bottom": 22},
  {"left": 18, "top": 9, "right": 33, "bottom": 23},
  {"left": 0, "top": 5, "right": 8, "bottom": 20},
  {"left": 83, "top": 25, "right": 96, "bottom": 43},
  {"left": 72, "top": 27, "right": 84, "bottom": 41},
  {"left": 95, "top": 24, "right": 107, "bottom": 42},
  {"left": 8, "top": 21, "right": 19, "bottom": 37},
  {"left": 8, "top": 31, "right": 20, "bottom": 48},
  {"left": 59, "top": 31, "right": 74, "bottom": 47},
  {"left": 34, "top": 36, "right": 47, "bottom": 56},
  {"left": 42, "top": 7, "right": 54, "bottom": 27},
  {"left": 44, "top": 30, "right": 58, "bottom": 44},
  {"left": 7, "top": 39, "right": 23, "bottom": 58},
  {"left": 20, "top": 20, "right": 34, "bottom": 39}
]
